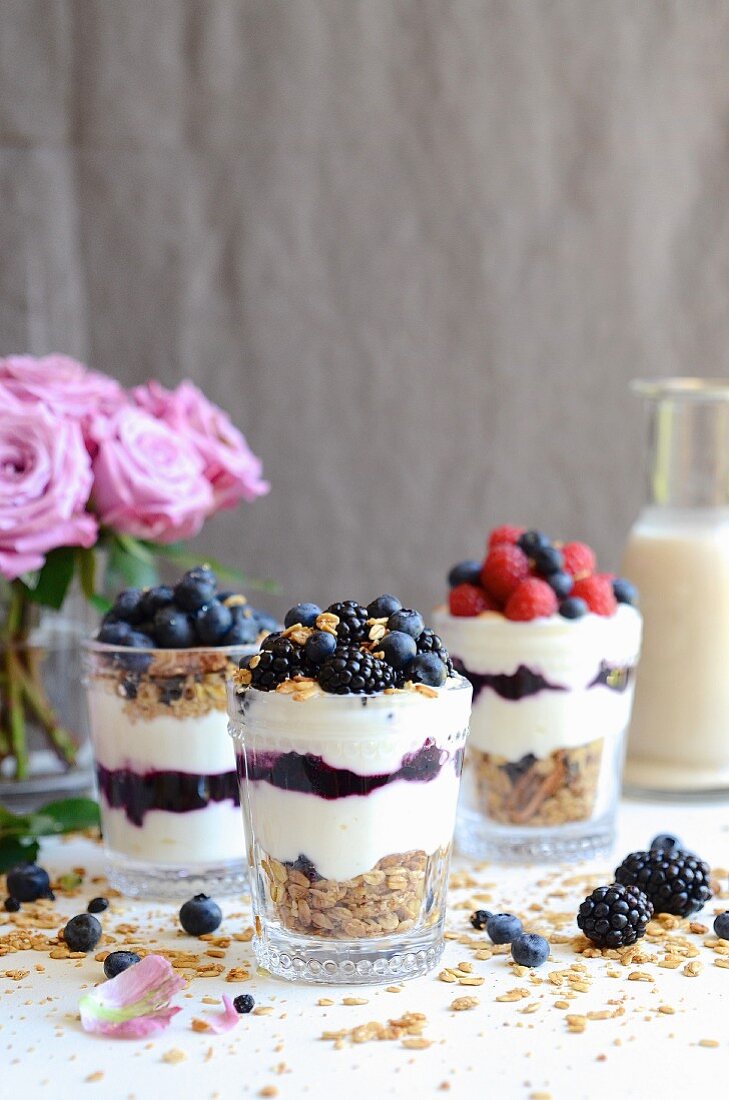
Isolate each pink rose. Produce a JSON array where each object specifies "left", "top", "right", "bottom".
[
  {"left": 133, "top": 380, "right": 268, "bottom": 510},
  {"left": 0, "top": 354, "right": 126, "bottom": 427},
  {"left": 0, "top": 384, "right": 97, "bottom": 580},
  {"left": 90, "top": 407, "right": 214, "bottom": 543}
]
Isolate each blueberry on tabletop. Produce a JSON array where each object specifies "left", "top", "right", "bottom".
[
  {"left": 179, "top": 893, "right": 223, "bottom": 936},
  {"left": 98, "top": 620, "right": 133, "bottom": 646},
  {"left": 87, "top": 897, "right": 109, "bottom": 914},
  {"left": 63, "top": 913, "right": 102, "bottom": 953},
  {"left": 304, "top": 630, "right": 338, "bottom": 665},
  {"left": 547, "top": 570, "right": 574, "bottom": 599},
  {"left": 194, "top": 600, "right": 234, "bottom": 645},
  {"left": 713, "top": 912, "right": 729, "bottom": 940},
  {"left": 152, "top": 608, "right": 196, "bottom": 648},
  {"left": 366, "top": 594, "right": 403, "bottom": 619},
  {"left": 517, "top": 530, "right": 552, "bottom": 556},
  {"left": 407, "top": 652, "right": 447, "bottom": 687},
  {"left": 6, "top": 863, "right": 50, "bottom": 903},
  {"left": 376, "top": 630, "right": 417, "bottom": 671},
  {"left": 4, "top": 897, "right": 21, "bottom": 913},
  {"left": 511, "top": 933, "right": 550, "bottom": 968},
  {"left": 387, "top": 608, "right": 425, "bottom": 639},
  {"left": 111, "top": 588, "right": 145, "bottom": 624},
  {"left": 174, "top": 570, "right": 217, "bottom": 612},
  {"left": 613, "top": 578, "right": 638, "bottom": 606},
  {"left": 469, "top": 909, "right": 492, "bottom": 931},
  {"left": 559, "top": 597, "right": 588, "bottom": 619},
  {"left": 533, "top": 546, "right": 564, "bottom": 576},
  {"left": 103, "top": 950, "right": 141, "bottom": 979},
  {"left": 233, "top": 994, "right": 255, "bottom": 1014},
  {"left": 284, "top": 603, "right": 322, "bottom": 629},
  {"left": 486, "top": 912, "right": 523, "bottom": 944},
  {"left": 577, "top": 883, "right": 653, "bottom": 948},
  {"left": 447, "top": 561, "right": 483, "bottom": 589},
  {"left": 650, "top": 833, "right": 681, "bottom": 853}
]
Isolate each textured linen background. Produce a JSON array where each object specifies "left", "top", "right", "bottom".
[{"left": 2, "top": 0, "right": 729, "bottom": 615}]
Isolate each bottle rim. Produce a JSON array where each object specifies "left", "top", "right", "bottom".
[{"left": 631, "top": 377, "right": 729, "bottom": 401}]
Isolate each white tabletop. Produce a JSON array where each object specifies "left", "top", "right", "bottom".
[{"left": 2, "top": 797, "right": 728, "bottom": 1099}]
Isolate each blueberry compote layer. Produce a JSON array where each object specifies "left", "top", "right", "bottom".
[
  {"left": 453, "top": 658, "right": 634, "bottom": 700},
  {"left": 96, "top": 765, "right": 239, "bottom": 827},
  {"left": 240, "top": 739, "right": 464, "bottom": 799}
]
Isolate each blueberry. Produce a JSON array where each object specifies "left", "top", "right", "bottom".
[
  {"left": 366, "top": 594, "right": 403, "bottom": 619},
  {"left": 517, "top": 530, "right": 551, "bottom": 556},
  {"left": 486, "top": 912, "right": 523, "bottom": 944},
  {"left": 152, "top": 608, "right": 196, "bottom": 648},
  {"left": 111, "top": 588, "right": 144, "bottom": 624},
  {"left": 103, "top": 950, "right": 141, "bottom": 979},
  {"left": 6, "top": 863, "right": 50, "bottom": 903},
  {"left": 547, "top": 571, "right": 573, "bottom": 599},
  {"left": 533, "top": 546, "right": 564, "bottom": 576},
  {"left": 714, "top": 912, "right": 729, "bottom": 940},
  {"left": 186, "top": 564, "right": 217, "bottom": 588},
  {"left": 223, "top": 606, "right": 260, "bottom": 646},
  {"left": 63, "top": 913, "right": 102, "bottom": 953},
  {"left": 613, "top": 578, "right": 638, "bottom": 606},
  {"left": 233, "top": 993, "right": 255, "bottom": 1014},
  {"left": 284, "top": 603, "right": 321, "bottom": 629},
  {"left": 174, "top": 572, "right": 217, "bottom": 612},
  {"left": 407, "top": 652, "right": 447, "bottom": 687},
  {"left": 511, "top": 933, "right": 549, "bottom": 968},
  {"left": 179, "top": 893, "right": 222, "bottom": 936},
  {"left": 305, "top": 630, "right": 337, "bottom": 665},
  {"left": 252, "top": 610, "right": 280, "bottom": 634},
  {"left": 194, "top": 600, "right": 234, "bottom": 645},
  {"left": 559, "top": 597, "right": 588, "bottom": 619},
  {"left": 447, "top": 561, "right": 483, "bottom": 588},
  {"left": 387, "top": 608, "right": 425, "bottom": 639},
  {"left": 650, "top": 833, "right": 681, "bottom": 853},
  {"left": 138, "top": 585, "right": 175, "bottom": 620},
  {"left": 376, "top": 631, "right": 417, "bottom": 670},
  {"left": 98, "top": 620, "right": 133, "bottom": 645},
  {"left": 87, "top": 897, "right": 109, "bottom": 914},
  {"left": 4, "top": 896, "right": 20, "bottom": 912},
  {"left": 115, "top": 631, "right": 154, "bottom": 672},
  {"left": 469, "top": 909, "right": 492, "bottom": 931}
]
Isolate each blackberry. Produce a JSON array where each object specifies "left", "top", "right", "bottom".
[
  {"left": 416, "top": 629, "right": 454, "bottom": 675},
  {"left": 249, "top": 637, "right": 305, "bottom": 690},
  {"left": 319, "top": 645, "right": 397, "bottom": 695},
  {"left": 326, "top": 601, "right": 370, "bottom": 644},
  {"left": 234, "top": 993, "right": 255, "bottom": 1014},
  {"left": 577, "top": 883, "right": 653, "bottom": 948},
  {"left": 615, "top": 849, "right": 712, "bottom": 917}
]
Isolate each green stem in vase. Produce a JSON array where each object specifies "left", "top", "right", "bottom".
[
  {"left": 13, "top": 654, "right": 78, "bottom": 767},
  {"left": 6, "top": 648, "right": 28, "bottom": 780}
]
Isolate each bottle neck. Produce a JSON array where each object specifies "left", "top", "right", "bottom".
[{"left": 645, "top": 396, "right": 729, "bottom": 508}]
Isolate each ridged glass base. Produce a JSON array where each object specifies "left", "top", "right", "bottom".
[
  {"left": 456, "top": 808, "right": 614, "bottom": 863},
  {"left": 105, "top": 850, "right": 248, "bottom": 899},
  {"left": 254, "top": 922, "right": 445, "bottom": 985}
]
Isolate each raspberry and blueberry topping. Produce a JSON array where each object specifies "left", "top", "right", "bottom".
[
  {"left": 577, "top": 883, "right": 653, "bottom": 948},
  {"left": 179, "top": 893, "right": 223, "bottom": 936},
  {"left": 103, "top": 950, "right": 141, "bottom": 979},
  {"left": 63, "top": 913, "right": 103, "bottom": 953},
  {"left": 714, "top": 912, "right": 729, "bottom": 940},
  {"left": 511, "top": 932, "right": 549, "bottom": 968},
  {"left": 446, "top": 525, "right": 638, "bottom": 622},
  {"left": 486, "top": 912, "right": 523, "bottom": 944},
  {"left": 6, "top": 862, "right": 51, "bottom": 903}
]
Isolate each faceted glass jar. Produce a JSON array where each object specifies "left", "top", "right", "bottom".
[
  {"left": 228, "top": 679, "right": 472, "bottom": 984},
  {"left": 623, "top": 378, "right": 729, "bottom": 794},
  {"left": 83, "top": 640, "right": 256, "bottom": 898}
]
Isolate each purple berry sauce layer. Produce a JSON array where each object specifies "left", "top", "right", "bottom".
[
  {"left": 452, "top": 658, "right": 634, "bottom": 701},
  {"left": 96, "top": 765, "right": 239, "bottom": 827}
]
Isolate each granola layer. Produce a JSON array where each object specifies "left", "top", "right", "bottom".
[
  {"left": 89, "top": 655, "right": 239, "bottom": 722},
  {"left": 470, "top": 738, "right": 604, "bottom": 826},
  {"left": 260, "top": 847, "right": 450, "bottom": 940}
]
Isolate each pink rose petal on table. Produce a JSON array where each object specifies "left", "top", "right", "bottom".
[
  {"left": 199, "top": 995, "right": 240, "bottom": 1035},
  {"left": 79, "top": 954, "right": 185, "bottom": 1038}
]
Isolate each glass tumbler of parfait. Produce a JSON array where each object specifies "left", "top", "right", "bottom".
[
  {"left": 436, "top": 527, "right": 642, "bottom": 862},
  {"left": 228, "top": 595, "right": 472, "bottom": 984},
  {"left": 82, "top": 567, "right": 278, "bottom": 898}
]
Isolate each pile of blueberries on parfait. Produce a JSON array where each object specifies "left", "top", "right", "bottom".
[{"left": 96, "top": 565, "right": 278, "bottom": 651}]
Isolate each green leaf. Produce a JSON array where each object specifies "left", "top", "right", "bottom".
[
  {"left": 115, "top": 534, "right": 156, "bottom": 565},
  {"left": 75, "top": 547, "right": 97, "bottom": 601},
  {"left": 107, "top": 536, "right": 159, "bottom": 590},
  {"left": 0, "top": 837, "right": 39, "bottom": 873},
  {"left": 25, "top": 547, "right": 76, "bottom": 610},
  {"left": 89, "top": 594, "right": 113, "bottom": 615},
  {"left": 38, "top": 798, "right": 100, "bottom": 832}
]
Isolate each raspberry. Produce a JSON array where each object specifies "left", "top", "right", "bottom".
[
  {"left": 572, "top": 575, "right": 617, "bottom": 616},
  {"left": 449, "top": 583, "right": 493, "bottom": 617},
  {"left": 562, "top": 541, "right": 596, "bottom": 578},
  {"left": 504, "top": 578, "right": 558, "bottom": 621},
  {"left": 481, "top": 544, "right": 530, "bottom": 602},
  {"left": 488, "top": 525, "right": 525, "bottom": 549}
]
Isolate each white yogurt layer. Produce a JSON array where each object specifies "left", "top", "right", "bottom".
[
  {"left": 88, "top": 687, "right": 243, "bottom": 866},
  {"left": 433, "top": 605, "right": 642, "bottom": 758},
  {"left": 230, "top": 677, "right": 472, "bottom": 881}
]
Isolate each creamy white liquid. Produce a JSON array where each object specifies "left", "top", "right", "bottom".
[{"left": 623, "top": 508, "right": 729, "bottom": 790}]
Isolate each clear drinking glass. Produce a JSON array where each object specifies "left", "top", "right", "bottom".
[
  {"left": 434, "top": 607, "right": 642, "bottom": 862},
  {"left": 623, "top": 378, "right": 729, "bottom": 795},
  {"left": 228, "top": 680, "right": 472, "bottom": 984},
  {"left": 83, "top": 640, "right": 255, "bottom": 897}
]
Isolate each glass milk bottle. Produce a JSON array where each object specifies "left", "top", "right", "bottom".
[{"left": 622, "top": 378, "right": 729, "bottom": 794}]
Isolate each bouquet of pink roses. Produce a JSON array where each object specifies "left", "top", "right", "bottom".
[{"left": 0, "top": 354, "right": 268, "bottom": 779}]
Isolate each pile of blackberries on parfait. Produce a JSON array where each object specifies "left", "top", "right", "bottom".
[
  {"left": 239, "top": 595, "right": 458, "bottom": 695},
  {"left": 95, "top": 565, "right": 278, "bottom": 652}
]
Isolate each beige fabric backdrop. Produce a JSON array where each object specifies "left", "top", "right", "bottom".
[{"left": 2, "top": 0, "right": 729, "bottom": 614}]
